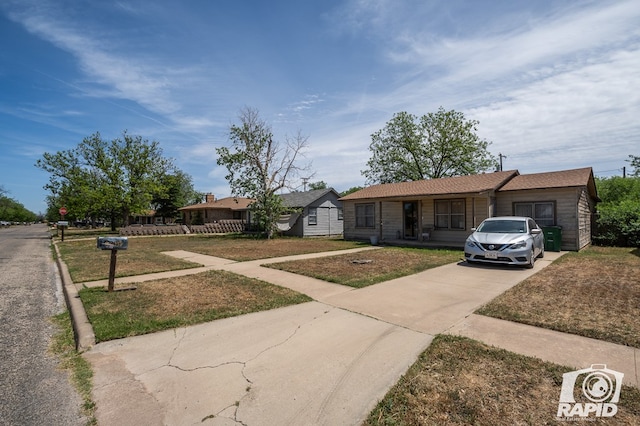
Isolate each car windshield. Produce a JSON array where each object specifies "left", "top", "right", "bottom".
[{"left": 476, "top": 220, "right": 526, "bottom": 233}]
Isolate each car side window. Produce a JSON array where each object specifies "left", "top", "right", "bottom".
[{"left": 528, "top": 219, "right": 538, "bottom": 232}]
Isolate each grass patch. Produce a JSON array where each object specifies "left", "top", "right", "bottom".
[
  {"left": 50, "top": 312, "right": 97, "bottom": 425},
  {"left": 58, "top": 235, "right": 363, "bottom": 282},
  {"left": 365, "top": 335, "right": 640, "bottom": 425},
  {"left": 267, "top": 247, "right": 462, "bottom": 288},
  {"left": 57, "top": 239, "right": 200, "bottom": 283},
  {"left": 79, "top": 270, "right": 312, "bottom": 342},
  {"left": 174, "top": 234, "right": 364, "bottom": 261},
  {"left": 478, "top": 246, "right": 640, "bottom": 347}
]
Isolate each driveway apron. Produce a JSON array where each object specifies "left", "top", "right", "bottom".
[{"left": 85, "top": 302, "right": 431, "bottom": 425}]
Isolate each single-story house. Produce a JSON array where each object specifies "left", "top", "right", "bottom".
[
  {"left": 278, "top": 188, "right": 344, "bottom": 237},
  {"left": 178, "top": 194, "right": 253, "bottom": 226},
  {"left": 340, "top": 167, "right": 598, "bottom": 251},
  {"left": 129, "top": 210, "right": 165, "bottom": 225}
]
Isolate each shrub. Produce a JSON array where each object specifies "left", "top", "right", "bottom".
[
  {"left": 594, "top": 199, "right": 640, "bottom": 247},
  {"left": 594, "top": 176, "right": 640, "bottom": 247}
]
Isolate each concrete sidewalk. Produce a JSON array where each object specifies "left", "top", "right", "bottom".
[
  {"left": 68, "top": 248, "right": 640, "bottom": 425},
  {"left": 447, "top": 314, "right": 639, "bottom": 388}
]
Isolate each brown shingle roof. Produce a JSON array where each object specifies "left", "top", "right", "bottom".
[
  {"left": 178, "top": 196, "right": 254, "bottom": 211},
  {"left": 340, "top": 170, "right": 519, "bottom": 201},
  {"left": 498, "top": 167, "right": 596, "bottom": 197}
]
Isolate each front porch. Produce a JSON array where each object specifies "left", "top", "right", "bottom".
[{"left": 377, "top": 238, "right": 465, "bottom": 250}]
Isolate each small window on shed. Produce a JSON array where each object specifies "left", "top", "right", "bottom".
[{"left": 308, "top": 207, "right": 318, "bottom": 225}]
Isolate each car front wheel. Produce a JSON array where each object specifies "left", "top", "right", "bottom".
[{"left": 526, "top": 250, "right": 535, "bottom": 269}]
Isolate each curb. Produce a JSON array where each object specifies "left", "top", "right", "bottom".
[{"left": 53, "top": 242, "right": 96, "bottom": 351}]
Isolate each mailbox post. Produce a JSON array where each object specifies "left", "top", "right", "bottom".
[
  {"left": 58, "top": 206, "right": 68, "bottom": 241},
  {"left": 57, "top": 221, "right": 68, "bottom": 241},
  {"left": 97, "top": 237, "right": 129, "bottom": 292}
]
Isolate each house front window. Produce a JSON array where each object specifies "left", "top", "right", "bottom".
[
  {"left": 308, "top": 207, "right": 318, "bottom": 225},
  {"left": 355, "top": 203, "right": 375, "bottom": 228},
  {"left": 337, "top": 208, "right": 343, "bottom": 220},
  {"left": 435, "top": 199, "right": 465, "bottom": 230},
  {"left": 514, "top": 202, "right": 555, "bottom": 226}
]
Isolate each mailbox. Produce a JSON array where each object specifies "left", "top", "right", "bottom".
[{"left": 97, "top": 236, "right": 128, "bottom": 250}]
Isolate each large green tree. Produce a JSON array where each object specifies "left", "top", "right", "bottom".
[
  {"left": 308, "top": 181, "right": 327, "bottom": 190},
  {"left": 36, "top": 131, "right": 185, "bottom": 230},
  {"left": 362, "top": 108, "right": 497, "bottom": 184},
  {"left": 216, "top": 107, "right": 311, "bottom": 238},
  {"left": 151, "top": 170, "right": 202, "bottom": 222}
]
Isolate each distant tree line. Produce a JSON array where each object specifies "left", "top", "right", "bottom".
[{"left": 0, "top": 186, "right": 37, "bottom": 223}]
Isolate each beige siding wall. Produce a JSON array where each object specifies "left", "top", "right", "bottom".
[
  {"left": 577, "top": 189, "right": 595, "bottom": 249},
  {"left": 342, "top": 200, "right": 380, "bottom": 240},
  {"left": 495, "top": 188, "right": 585, "bottom": 250},
  {"left": 417, "top": 197, "right": 488, "bottom": 245},
  {"left": 380, "top": 201, "right": 403, "bottom": 239},
  {"left": 470, "top": 197, "right": 489, "bottom": 228},
  {"left": 342, "top": 200, "right": 406, "bottom": 241}
]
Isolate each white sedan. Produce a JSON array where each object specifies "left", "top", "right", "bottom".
[{"left": 464, "top": 216, "right": 545, "bottom": 268}]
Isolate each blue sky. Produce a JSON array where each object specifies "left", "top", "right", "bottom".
[{"left": 1, "top": 0, "right": 639, "bottom": 214}]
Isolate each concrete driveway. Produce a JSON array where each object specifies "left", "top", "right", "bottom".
[
  {"left": 84, "top": 251, "right": 563, "bottom": 425},
  {"left": 323, "top": 259, "right": 557, "bottom": 335}
]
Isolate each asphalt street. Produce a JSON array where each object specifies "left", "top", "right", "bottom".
[{"left": 0, "top": 224, "right": 86, "bottom": 425}]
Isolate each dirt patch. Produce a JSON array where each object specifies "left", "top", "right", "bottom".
[
  {"left": 79, "top": 270, "right": 311, "bottom": 342},
  {"left": 268, "top": 247, "right": 462, "bottom": 287},
  {"left": 365, "top": 335, "right": 640, "bottom": 425},
  {"left": 478, "top": 246, "right": 640, "bottom": 347},
  {"left": 58, "top": 235, "right": 363, "bottom": 282}
]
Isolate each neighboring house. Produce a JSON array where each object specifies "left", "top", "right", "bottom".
[
  {"left": 129, "top": 210, "right": 164, "bottom": 225},
  {"left": 178, "top": 194, "right": 253, "bottom": 226},
  {"left": 278, "top": 188, "right": 344, "bottom": 237},
  {"left": 340, "top": 167, "right": 598, "bottom": 251}
]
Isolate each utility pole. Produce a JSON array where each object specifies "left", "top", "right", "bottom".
[
  {"left": 302, "top": 177, "right": 310, "bottom": 191},
  {"left": 498, "top": 153, "right": 507, "bottom": 171},
  {"left": 623, "top": 166, "right": 626, "bottom": 178}
]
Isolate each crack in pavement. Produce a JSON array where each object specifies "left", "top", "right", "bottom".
[{"left": 205, "top": 306, "right": 336, "bottom": 424}]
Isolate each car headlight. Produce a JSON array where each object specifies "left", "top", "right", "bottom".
[
  {"left": 510, "top": 240, "right": 527, "bottom": 249},
  {"left": 466, "top": 240, "right": 478, "bottom": 249}
]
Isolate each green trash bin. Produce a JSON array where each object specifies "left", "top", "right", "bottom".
[{"left": 542, "top": 226, "right": 562, "bottom": 251}]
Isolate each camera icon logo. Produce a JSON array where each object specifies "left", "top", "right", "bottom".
[{"left": 557, "top": 364, "right": 623, "bottom": 418}]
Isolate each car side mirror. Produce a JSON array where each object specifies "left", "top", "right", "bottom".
[
  {"left": 471, "top": 227, "right": 477, "bottom": 232},
  {"left": 530, "top": 228, "right": 542, "bottom": 235}
]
